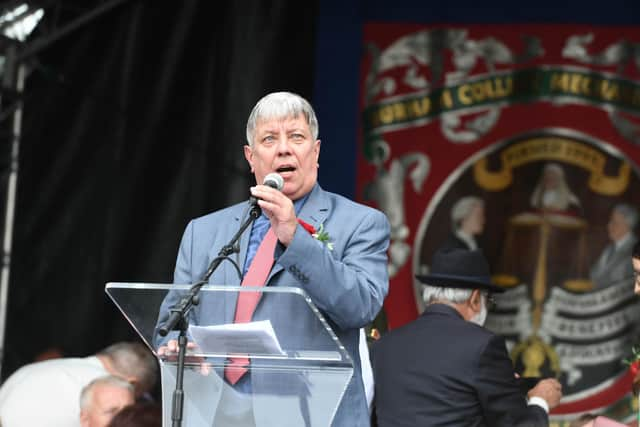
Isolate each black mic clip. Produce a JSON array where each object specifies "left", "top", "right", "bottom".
[
  {"left": 248, "top": 173, "right": 283, "bottom": 214},
  {"left": 249, "top": 198, "right": 261, "bottom": 217}
]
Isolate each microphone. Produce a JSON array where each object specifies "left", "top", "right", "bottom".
[
  {"left": 250, "top": 173, "right": 284, "bottom": 206},
  {"left": 263, "top": 172, "right": 284, "bottom": 191}
]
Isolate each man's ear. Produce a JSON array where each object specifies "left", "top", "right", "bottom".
[
  {"left": 127, "top": 377, "right": 139, "bottom": 395},
  {"left": 314, "top": 139, "right": 321, "bottom": 161},
  {"left": 244, "top": 145, "right": 254, "bottom": 172},
  {"left": 468, "top": 289, "right": 482, "bottom": 312},
  {"left": 79, "top": 409, "right": 89, "bottom": 427}
]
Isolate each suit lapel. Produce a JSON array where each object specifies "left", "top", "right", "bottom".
[
  {"left": 237, "top": 207, "right": 253, "bottom": 279},
  {"left": 205, "top": 203, "right": 251, "bottom": 285},
  {"left": 266, "top": 184, "right": 330, "bottom": 283},
  {"left": 300, "top": 184, "right": 330, "bottom": 228},
  {"left": 614, "top": 237, "right": 637, "bottom": 265},
  {"left": 205, "top": 202, "right": 253, "bottom": 323},
  {"left": 606, "top": 236, "right": 638, "bottom": 266}
]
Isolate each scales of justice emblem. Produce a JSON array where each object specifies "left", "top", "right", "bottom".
[
  {"left": 414, "top": 133, "right": 639, "bottom": 401},
  {"left": 471, "top": 135, "right": 637, "bottom": 391}
]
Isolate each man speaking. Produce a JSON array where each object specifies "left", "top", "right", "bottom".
[{"left": 157, "top": 91, "right": 390, "bottom": 426}]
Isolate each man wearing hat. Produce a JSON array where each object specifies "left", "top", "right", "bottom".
[{"left": 371, "top": 248, "right": 562, "bottom": 427}]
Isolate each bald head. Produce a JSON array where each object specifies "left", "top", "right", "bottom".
[
  {"left": 79, "top": 375, "right": 134, "bottom": 427},
  {"left": 97, "top": 342, "right": 157, "bottom": 398}
]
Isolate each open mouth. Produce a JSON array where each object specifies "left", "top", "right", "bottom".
[{"left": 276, "top": 166, "right": 296, "bottom": 174}]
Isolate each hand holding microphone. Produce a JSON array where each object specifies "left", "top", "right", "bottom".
[
  {"left": 250, "top": 173, "right": 298, "bottom": 246},
  {"left": 250, "top": 172, "right": 284, "bottom": 206}
]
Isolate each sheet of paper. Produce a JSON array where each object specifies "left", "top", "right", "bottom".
[{"left": 188, "top": 320, "right": 285, "bottom": 356}]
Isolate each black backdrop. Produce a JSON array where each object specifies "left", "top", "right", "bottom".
[
  {"left": 2, "top": 0, "right": 317, "bottom": 379},
  {"left": 8, "top": 0, "right": 640, "bottom": 383}
]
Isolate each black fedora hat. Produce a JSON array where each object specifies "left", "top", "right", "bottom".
[{"left": 416, "top": 248, "right": 505, "bottom": 293}]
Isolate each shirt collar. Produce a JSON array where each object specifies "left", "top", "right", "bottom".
[
  {"left": 455, "top": 229, "right": 478, "bottom": 250},
  {"left": 615, "top": 232, "right": 633, "bottom": 250}
]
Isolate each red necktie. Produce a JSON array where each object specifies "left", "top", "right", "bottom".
[{"left": 224, "top": 227, "right": 277, "bottom": 384}]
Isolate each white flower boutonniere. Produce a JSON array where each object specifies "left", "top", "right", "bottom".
[{"left": 297, "top": 219, "right": 334, "bottom": 251}]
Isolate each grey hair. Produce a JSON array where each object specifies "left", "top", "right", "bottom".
[
  {"left": 98, "top": 342, "right": 157, "bottom": 394},
  {"left": 451, "top": 196, "right": 483, "bottom": 230},
  {"left": 544, "top": 162, "right": 564, "bottom": 177},
  {"left": 613, "top": 203, "right": 639, "bottom": 230},
  {"left": 245, "top": 91, "right": 319, "bottom": 146},
  {"left": 422, "top": 284, "right": 473, "bottom": 305},
  {"left": 79, "top": 375, "right": 133, "bottom": 410}
]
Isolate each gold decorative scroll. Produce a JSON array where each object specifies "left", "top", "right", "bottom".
[{"left": 473, "top": 137, "right": 630, "bottom": 195}]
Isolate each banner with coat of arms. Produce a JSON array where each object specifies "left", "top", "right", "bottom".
[{"left": 358, "top": 23, "right": 640, "bottom": 424}]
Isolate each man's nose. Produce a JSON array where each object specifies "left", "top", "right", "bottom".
[{"left": 276, "top": 136, "right": 291, "bottom": 153}]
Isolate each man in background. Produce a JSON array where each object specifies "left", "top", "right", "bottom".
[
  {"left": 371, "top": 248, "right": 562, "bottom": 426},
  {"left": 0, "top": 341, "right": 156, "bottom": 427},
  {"left": 442, "top": 196, "right": 485, "bottom": 251},
  {"left": 590, "top": 203, "right": 638, "bottom": 289},
  {"left": 80, "top": 375, "right": 134, "bottom": 427}
]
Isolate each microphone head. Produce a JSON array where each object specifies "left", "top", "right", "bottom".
[{"left": 263, "top": 173, "right": 284, "bottom": 191}]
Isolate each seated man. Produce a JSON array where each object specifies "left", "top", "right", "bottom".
[
  {"left": 0, "top": 341, "right": 156, "bottom": 427},
  {"left": 371, "top": 248, "right": 562, "bottom": 427},
  {"left": 590, "top": 203, "right": 638, "bottom": 289},
  {"left": 79, "top": 375, "right": 135, "bottom": 427}
]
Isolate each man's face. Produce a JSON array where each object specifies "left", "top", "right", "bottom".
[
  {"left": 80, "top": 384, "right": 134, "bottom": 427},
  {"left": 542, "top": 167, "right": 561, "bottom": 190},
  {"left": 633, "top": 257, "right": 640, "bottom": 295},
  {"left": 244, "top": 115, "right": 320, "bottom": 200},
  {"left": 462, "top": 203, "right": 485, "bottom": 235},
  {"left": 607, "top": 211, "right": 629, "bottom": 242}
]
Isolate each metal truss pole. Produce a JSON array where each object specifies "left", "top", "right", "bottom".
[
  {"left": 0, "top": 0, "right": 136, "bottom": 377},
  {"left": 0, "top": 58, "right": 25, "bottom": 378},
  {"left": 18, "top": 0, "right": 134, "bottom": 62}
]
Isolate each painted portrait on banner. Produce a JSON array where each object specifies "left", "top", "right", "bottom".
[{"left": 358, "top": 24, "right": 640, "bottom": 425}]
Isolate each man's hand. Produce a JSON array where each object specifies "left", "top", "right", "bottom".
[
  {"left": 157, "top": 340, "right": 211, "bottom": 375},
  {"left": 528, "top": 378, "right": 562, "bottom": 409},
  {"left": 250, "top": 184, "right": 298, "bottom": 246},
  {"left": 157, "top": 338, "right": 196, "bottom": 357}
]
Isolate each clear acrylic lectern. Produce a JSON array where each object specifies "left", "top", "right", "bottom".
[{"left": 105, "top": 282, "right": 354, "bottom": 427}]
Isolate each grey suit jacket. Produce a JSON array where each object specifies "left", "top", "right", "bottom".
[
  {"left": 158, "top": 184, "right": 390, "bottom": 427},
  {"left": 590, "top": 234, "right": 637, "bottom": 289}
]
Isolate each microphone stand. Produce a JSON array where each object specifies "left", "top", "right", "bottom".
[{"left": 159, "top": 202, "right": 262, "bottom": 427}]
